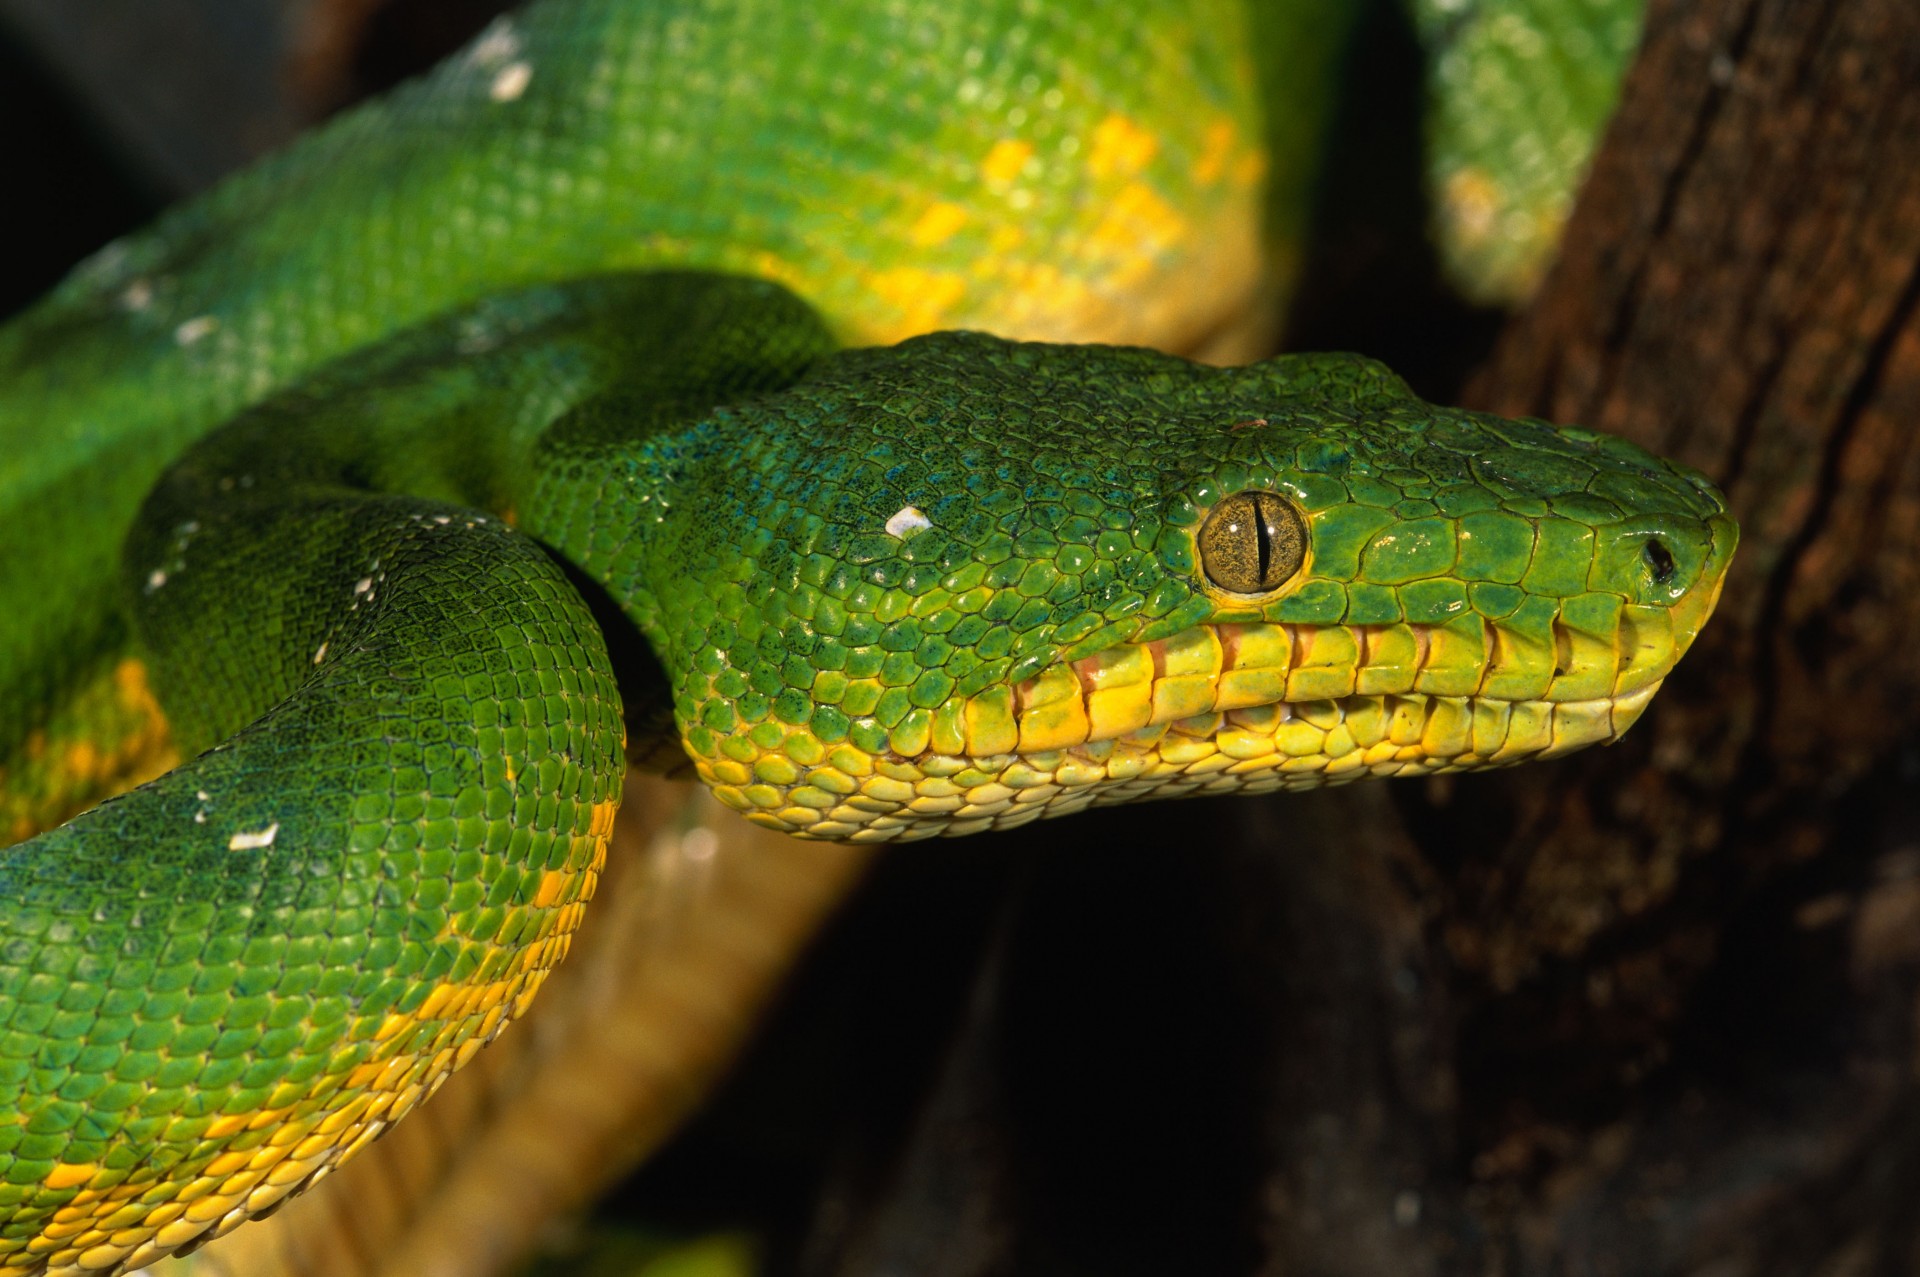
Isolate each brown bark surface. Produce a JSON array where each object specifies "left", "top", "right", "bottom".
[{"left": 1441, "top": 0, "right": 1920, "bottom": 1267}]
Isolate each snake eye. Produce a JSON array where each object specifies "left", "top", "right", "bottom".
[
  {"left": 1199, "top": 491, "right": 1306, "bottom": 595},
  {"left": 1644, "top": 538, "right": 1676, "bottom": 583}
]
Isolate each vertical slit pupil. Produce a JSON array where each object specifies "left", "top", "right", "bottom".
[
  {"left": 1199, "top": 491, "right": 1305, "bottom": 594},
  {"left": 1253, "top": 502, "right": 1272, "bottom": 582}
]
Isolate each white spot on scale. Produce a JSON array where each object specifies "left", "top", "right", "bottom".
[
  {"left": 121, "top": 280, "right": 153, "bottom": 312},
  {"left": 228, "top": 823, "right": 279, "bottom": 851},
  {"left": 468, "top": 16, "right": 521, "bottom": 66},
  {"left": 174, "top": 315, "right": 219, "bottom": 346},
  {"left": 84, "top": 241, "right": 130, "bottom": 282},
  {"left": 490, "top": 62, "right": 533, "bottom": 102},
  {"left": 144, "top": 569, "right": 167, "bottom": 592},
  {"left": 196, "top": 791, "right": 209, "bottom": 801},
  {"left": 885, "top": 505, "right": 932, "bottom": 538},
  {"left": 353, "top": 578, "right": 373, "bottom": 595},
  {"left": 313, "top": 642, "right": 329, "bottom": 665}
]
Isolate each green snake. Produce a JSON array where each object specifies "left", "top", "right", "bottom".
[{"left": 0, "top": 0, "right": 1733, "bottom": 1272}]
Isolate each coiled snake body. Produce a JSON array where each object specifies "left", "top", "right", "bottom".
[{"left": 0, "top": 1, "right": 1733, "bottom": 1272}]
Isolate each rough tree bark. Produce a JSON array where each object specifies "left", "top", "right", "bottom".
[{"left": 1448, "top": 0, "right": 1920, "bottom": 1267}]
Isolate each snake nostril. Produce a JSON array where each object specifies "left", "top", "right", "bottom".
[{"left": 1644, "top": 538, "right": 1676, "bottom": 583}]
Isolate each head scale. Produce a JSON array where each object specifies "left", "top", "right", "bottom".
[{"left": 633, "top": 333, "right": 1737, "bottom": 842}]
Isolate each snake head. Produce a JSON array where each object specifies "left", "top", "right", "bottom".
[{"left": 628, "top": 332, "right": 1736, "bottom": 841}]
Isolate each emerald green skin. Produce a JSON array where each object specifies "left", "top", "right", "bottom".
[
  {"left": 0, "top": 0, "right": 1708, "bottom": 1271},
  {"left": 1412, "top": 0, "right": 1649, "bottom": 302}
]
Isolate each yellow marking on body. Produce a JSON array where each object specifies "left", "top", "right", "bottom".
[
  {"left": 979, "top": 138, "right": 1033, "bottom": 186},
  {"left": 589, "top": 796, "right": 619, "bottom": 840},
  {"left": 374, "top": 1011, "right": 416, "bottom": 1043},
  {"left": 533, "top": 867, "right": 570, "bottom": 907},
  {"left": 987, "top": 223, "right": 1026, "bottom": 257},
  {"left": 749, "top": 250, "right": 813, "bottom": 297},
  {"left": 1087, "top": 114, "right": 1159, "bottom": 179},
  {"left": 983, "top": 259, "right": 1069, "bottom": 305},
  {"left": 1232, "top": 148, "right": 1267, "bottom": 188},
  {"left": 909, "top": 201, "right": 970, "bottom": 246},
  {"left": 415, "top": 983, "right": 457, "bottom": 1021},
  {"left": 58, "top": 740, "right": 101, "bottom": 784},
  {"left": 862, "top": 267, "right": 968, "bottom": 340},
  {"left": 200, "top": 1151, "right": 250, "bottom": 1180},
  {"left": 1442, "top": 167, "right": 1503, "bottom": 244},
  {"left": 1191, "top": 117, "right": 1239, "bottom": 185},
  {"left": 114, "top": 657, "right": 157, "bottom": 709},
  {"left": 42, "top": 1164, "right": 97, "bottom": 1191},
  {"left": 1083, "top": 182, "right": 1193, "bottom": 291},
  {"left": 3, "top": 657, "right": 177, "bottom": 844},
  {"left": 1115, "top": 182, "right": 1190, "bottom": 248},
  {"left": 343, "top": 1059, "right": 388, "bottom": 1092}
]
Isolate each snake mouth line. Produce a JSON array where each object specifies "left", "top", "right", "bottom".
[
  {"left": 992, "top": 606, "right": 1686, "bottom": 761},
  {"left": 692, "top": 605, "right": 1699, "bottom": 842}
]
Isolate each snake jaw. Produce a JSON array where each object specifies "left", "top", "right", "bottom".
[
  {"left": 685, "top": 551, "right": 1729, "bottom": 843},
  {"left": 685, "top": 508, "right": 1738, "bottom": 843}
]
